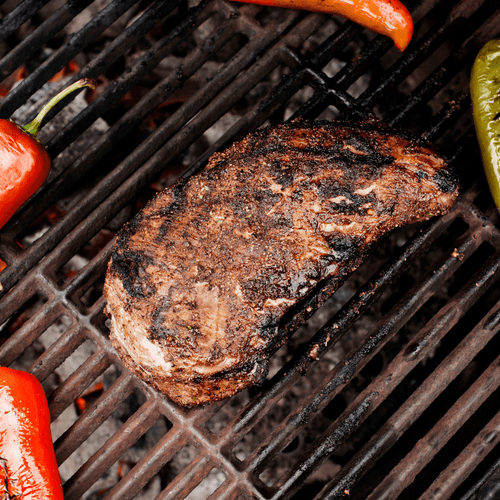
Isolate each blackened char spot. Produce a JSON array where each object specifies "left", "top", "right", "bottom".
[
  {"left": 149, "top": 324, "right": 177, "bottom": 342},
  {"left": 326, "top": 235, "right": 363, "bottom": 261},
  {"left": 432, "top": 169, "right": 458, "bottom": 193},
  {"left": 318, "top": 183, "right": 376, "bottom": 215},
  {"left": 154, "top": 184, "right": 187, "bottom": 241},
  {"left": 111, "top": 249, "right": 156, "bottom": 299},
  {"left": 149, "top": 293, "right": 175, "bottom": 340},
  {"left": 254, "top": 189, "right": 282, "bottom": 209},
  {"left": 269, "top": 212, "right": 293, "bottom": 229},
  {"left": 256, "top": 314, "right": 278, "bottom": 340},
  {"left": 207, "top": 356, "right": 268, "bottom": 384},
  {"left": 243, "top": 275, "right": 290, "bottom": 305},
  {"left": 274, "top": 167, "right": 294, "bottom": 188},
  {"left": 253, "top": 357, "right": 269, "bottom": 385},
  {"left": 344, "top": 135, "right": 379, "bottom": 154},
  {"left": 242, "top": 258, "right": 292, "bottom": 299},
  {"left": 309, "top": 147, "right": 394, "bottom": 170},
  {"left": 208, "top": 342, "right": 224, "bottom": 363},
  {"left": 318, "top": 182, "right": 343, "bottom": 199}
]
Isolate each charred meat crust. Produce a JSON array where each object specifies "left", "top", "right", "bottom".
[{"left": 103, "top": 118, "right": 459, "bottom": 407}]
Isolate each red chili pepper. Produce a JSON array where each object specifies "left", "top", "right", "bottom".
[
  {"left": 0, "top": 367, "right": 63, "bottom": 500},
  {"left": 230, "top": 0, "right": 413, "bottom": 51},
  {"left": 0, "top": 78, "right": 96, "bottom": 231}
]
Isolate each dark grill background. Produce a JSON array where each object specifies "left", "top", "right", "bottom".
[{"left": 1, "top": 0, "right": 500, "bottom": 499}]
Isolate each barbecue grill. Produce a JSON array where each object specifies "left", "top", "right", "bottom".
[{"left": 1, "top": 0, "right": 500, "bottom": 498}]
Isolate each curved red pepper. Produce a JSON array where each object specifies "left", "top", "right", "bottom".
[
  {"left": 0, "top": 78, "right": 96, "bottom": 231},
  {"left": 0, "top": 367, "right": 63, "bottom": 500},
  {"left": 0, "top": 120, "right": 51, "bottom": 230},
  {"left": 230, "top": 0, "right": 413, "bottom": 51}
]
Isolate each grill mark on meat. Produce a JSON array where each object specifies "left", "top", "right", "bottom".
[
  {"left": 432, "top": 169, "right": 459, "bottom": 193},
  {"left": 103, "top": 118, "right": 459, "bottom": 407},
  {"left": 110, "top": 249, "right": 156, "bottom": 300}
]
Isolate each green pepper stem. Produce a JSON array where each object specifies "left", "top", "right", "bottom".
[{"left": 22, "top": 78, "right": 97, "bottom": 137}]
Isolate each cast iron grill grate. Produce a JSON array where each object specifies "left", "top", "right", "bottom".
[{"left": 1, "top": 0, "right": 500, "bottom": 499}]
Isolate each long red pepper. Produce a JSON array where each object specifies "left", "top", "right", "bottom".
[
  {"left": 230, "top": 0, "right": 413, "bottom": 51},
  {"left": 0, "top": 367, "right": 63, "bottom": 500},
  {"left": 0, "top": 78, "right": 96, "bottom": 231}
]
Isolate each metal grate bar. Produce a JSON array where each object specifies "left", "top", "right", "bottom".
[
  {"left": 54, "top": 372, "right": 136, "bottom": 464},
  {"left": 64, "top": 255, "right": 112, "bottom": 308},
  {"left": 0, "top": 0, "right": 53, "bottom": 42},
  {"left": 0, "top": 0, "right": 140, "bottom": 119},
  {"left": 63, "top": 397, "right": 160, "bottom": 500},
  {"left": 327, "top": 0, "right": 433, "bottom": 95},
  {"left": 0, "top": 289, "right": 63, "bottom": 365},
  {"left": 422, "top": 91, "right": 471, "bottom": 143},
  {"left": 421, "top": 412, "right": 500, "bottom": 499},
  {"left": 184, "top": 52, "right": 312, "bottom": 175},
  {"left": 156, "top": 454, "right": 218, "bottom": 500},
  {"left": 244, "top": 214, "right": 487, "bottom": 479},
  {"left": 1, "top": 1, "right": 500, "bottom": 498},
  {"left": 307, "top": 21, "right": 364, "bottom": 70},
  {"left": 458, "top": 453, "right": 500, "bottom": 500},
  {"left": 313, "top": 253, "right": 500, "bottom": 499},
  {"left": 0, "top": 0, "right": 282, "bottom": 296},
  {"left": 44, "top": 0, "right": 187, "bottom": 159},
  {"left": 327, "top": 0, "right": 450, "bottom": 93},
  {"left": 48, "top": 347, "right": 111, "bottom": 420},
  {"left": 216, "top": 484, "right": 258, "bottom": 500},
  {"left": 30, "top": 323, "right": 85, "bottom": 382},
  {"left": 3, "top": 0, "right": 212, "bottom": 239},
  {"left": 0, "top": 0, "right": 93, "bottom": 82},
  {"left": 388, "top": 4, "right": 500, "bottom": 127},
  {"left": 260, "top": 226, "right": 500, "bottom": 498},
  {"left": 102, "top": 430, "right": 192, "bottom": 500},
  {"left": 359, "top": 0, "right": 490, "bottom": 113},
  {"left": 0, "top": 276, "right": 43, "bottom": 323},
  {"left": 366, "top": 351, "right": 500, "bottom": 499}
]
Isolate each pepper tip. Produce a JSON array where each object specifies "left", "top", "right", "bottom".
[{"left": 393, "top": 18, "right": 413, "bottom": 51}]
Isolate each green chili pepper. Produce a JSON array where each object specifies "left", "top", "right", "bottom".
[{"left": 471, "top": 39, "right": 500, "bottom": 212}]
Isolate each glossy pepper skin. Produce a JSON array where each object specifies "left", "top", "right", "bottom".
[
  {"left": 0, "top": 121, "right": 51, "bottom": 230},
  {"left": 471, "top": 39, "right": 500, "bottom": 212},
  {"left": 0, "top": 78, "right": 96, "bottom": 231},
  {"left": 230, "top": 0, "right": 413, "bottom": 51},
  {"left": 0, "top": 367, "right": 63, "bottom": 500}
]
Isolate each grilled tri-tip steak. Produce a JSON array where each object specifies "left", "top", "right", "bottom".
[{"left": 103, "top": 118, "right": 459, "bottom": 407}]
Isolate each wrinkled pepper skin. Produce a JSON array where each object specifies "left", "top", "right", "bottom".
[
  {"left": 0, "top": 367, "right": 63, "bottom": 500},
  {"left": 0, "top": 120, "right": 51, "bottom": 230},
  {"left": 471, "top": 39, "right": 500, "bottom": 212},
  {"left": 230, "top": 0, "right": 413, "bottom": 51}
]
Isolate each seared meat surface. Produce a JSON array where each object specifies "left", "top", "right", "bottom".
[{"left": 104, "top": 118, "right": 459, "bottom": 407}]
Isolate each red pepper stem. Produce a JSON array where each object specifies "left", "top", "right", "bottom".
[{"left": 21, "top": 78, "right": 97, "bottom": 137}]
